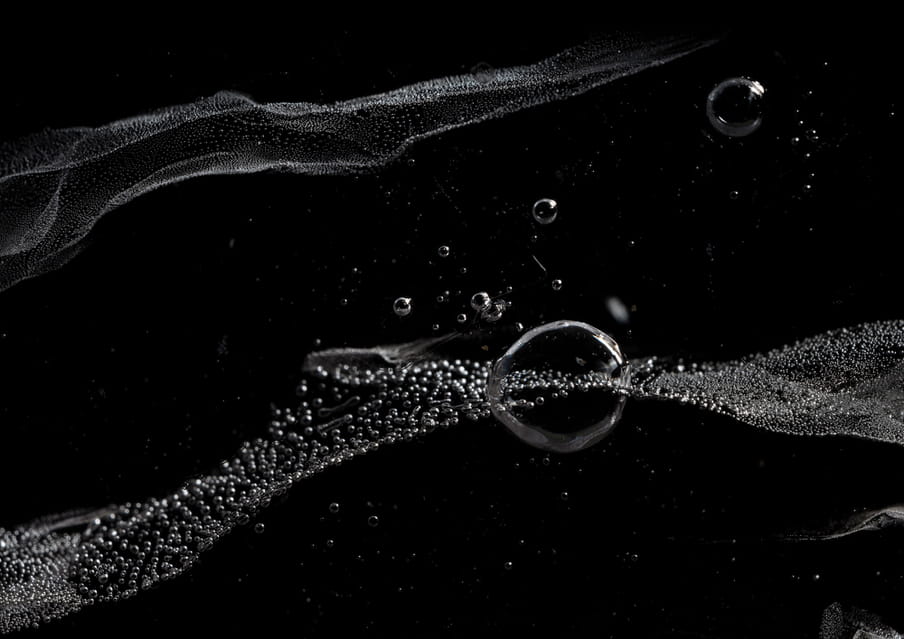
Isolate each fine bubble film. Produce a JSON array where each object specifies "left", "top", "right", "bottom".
[{"left": 0, "top": 32, "right": 718, "bottom": 293}]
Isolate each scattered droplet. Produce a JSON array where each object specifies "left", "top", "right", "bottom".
[
  {"left": 706, "top": 77, "right": 765, "bottom": 137},
  {"left": 393, "top": 297, "right": 412, "bottom": 317},
  {"left": 487, "top": 320, "right": 631, "bottom": 453},
  {"left": 532, "top": 198, "right": 558, "bottom": 225}
]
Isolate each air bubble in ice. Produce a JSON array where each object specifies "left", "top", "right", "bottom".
[
  {"left": 532, "top": 198, "right": 558, "bottom": 225},
  {"left": 706, "top": 77, "right": 765, "bottom": 137},
  {"left": 393, "top": 297, "right": 413, "bottom": 317},
  {"left": 487, "top": 320, "right": 631, "bottom": 453}
]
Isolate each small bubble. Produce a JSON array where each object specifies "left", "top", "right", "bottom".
[
  {"left": 339, "top": 298, "right": 348, "bottom": 307},
  {"left": 532, "top": 198, "right": 558, "bottom": 225},
  {"left": 470, "top": 292, "right": 491, "bottom": 311},
  {"left": 393, "top": 297, "right": 412, "bottom": 317},
  {"left": 456, "top": 313, "right": 468, "bottom": 324},
  {"left": 326, "top": 539, "right": 335, "bottom": 548},
  {"left": 432, "top": 323, "right": 440, "bottom": 331},
  {"left": 560, "top": 491, "right": 569, "bottom": 501},
  {"left": 482, "top": 302, "right": 506, "bottom": 323},
  {"left": 706, "top": 77, "right": 765, "bottom": 137},
  {"left": 504, "top": 561, "right": 513, "bottom": 570},
  {"left": 551, "top": 279, "right": 563, "bottom": 291},
  {"left": 367, "top": 515, "right": 380, "bottom": 528},
  {"left": 253, "top": 523, "right": 266, "bottom": 534},
  {"left": 328, "top": 502, "right": 340, "bottom": 514},
  {"left": 437, "top": 245, "right": 451, "bottom": 258}
]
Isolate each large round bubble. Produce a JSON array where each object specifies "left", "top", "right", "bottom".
[
  {"left": 487, "top": 320, "right": 631, "bottom": 453},
  {"left": 706, "top": 77, "right": 765, "bottom": 137}
]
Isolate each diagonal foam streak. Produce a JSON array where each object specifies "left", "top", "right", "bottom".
[
  {"left": 1, "top": 319, "right": 902, "bottom": 632},
  {"left": 0, "top": 32, "right": 719, "bottom": 293}
]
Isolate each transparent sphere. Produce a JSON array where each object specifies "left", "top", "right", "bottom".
[
  {"left": 487, "top": 320, "right": 630, "bottom": 453},
  {"left": 393, "top": 297, "right": 412, "bottom": 317},
  {"left": 470, "top": 291, "right": 491, "bottom": 311},
  {"left": 532, "top": 198, "right": 558, "bottom": 225},
  {"left": 706, "top": 77, "right": 765, "bottom": 137}
]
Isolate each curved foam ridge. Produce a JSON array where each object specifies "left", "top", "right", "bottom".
[
  {"left": 1, "top": 319, "right": 902, "bottom": 632},
  {"left": 0, "top": 31, "right": 718, "bottom": 293}
]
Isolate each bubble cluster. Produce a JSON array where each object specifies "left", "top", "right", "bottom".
[
  {"left": 3, "top": 319, "right": 902, "bottom": 632},
  {"left": 820, "top": 602, "right": 902, "bottom": 639},
  {"left": 0, "top": 347, "right": 491, "bottom": 633},
  {"left": 628, "top": 320, "right": 904, "bottom": 444}
]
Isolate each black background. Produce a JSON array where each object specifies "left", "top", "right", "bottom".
[{"left": 0, "top": 25, "right": 901, "bottom": 637}]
